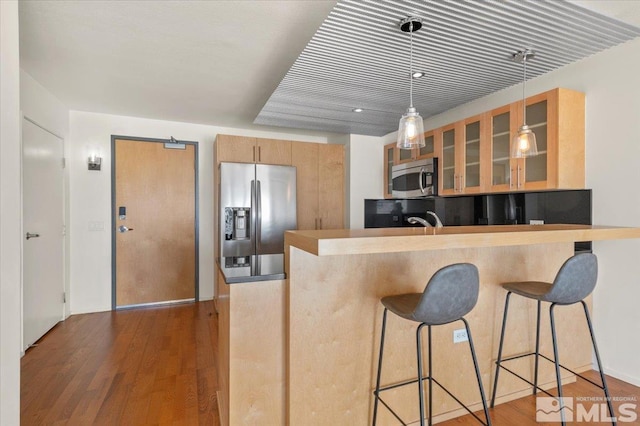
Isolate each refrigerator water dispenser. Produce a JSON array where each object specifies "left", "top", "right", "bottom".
[{"left": 224, "top": 207, "right": 251, "bottom": 241}]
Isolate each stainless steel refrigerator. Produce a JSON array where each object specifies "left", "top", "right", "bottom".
[{"left": 219, "top": 162, "right": 296, "bottom": 277}]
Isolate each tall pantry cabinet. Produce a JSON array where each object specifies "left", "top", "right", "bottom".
[{"left": 291, "top": 143, "right": 345, "bottom": 230}]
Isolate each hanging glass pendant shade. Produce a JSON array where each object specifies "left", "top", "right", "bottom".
[
  {"left": 511, "top": 124, "right": 537, "bottom": 158},
  {"left": 397, "top": 107, "right": 425, "bottom": 149},
  {"left": 397, "top": 17, "right": 425, "bottom": 150},
  {"left": 511, "top": 49, "right": 538, "bottom": 158}
]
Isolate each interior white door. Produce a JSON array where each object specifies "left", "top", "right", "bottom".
[{"left": 22, "top": 118, "right": 65, "bottom": 350}]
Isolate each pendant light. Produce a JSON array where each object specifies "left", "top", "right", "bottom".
[
  {"left": 397, "top": 17, "right": 425, "bottom": 150},
  {"left": 511, "top": 49, "right": 538, "bottom": 158}
]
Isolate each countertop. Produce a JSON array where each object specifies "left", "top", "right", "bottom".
[
  {"left": 217, "top": 254, "right": 285, "bottom": 284},
  {"left": 285, "top": 224, "right": 640, "bottom": 256}
]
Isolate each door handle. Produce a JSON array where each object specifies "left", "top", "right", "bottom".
[
  {"left": 26, "top": 232, "right": 40, "bottom": 240},
  {"left": 118, "top": 225, "right": 134, "bottom": 233},
  {"left": 256, "top": 180, "right": 262, "bottom": 250}
]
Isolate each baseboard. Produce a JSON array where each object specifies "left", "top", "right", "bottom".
[
  {"left": 601, "top": 366, "right": 640, "bottom": 387},
  {"left": 69, "top": 306, "right": 112, "bottom": 315}
]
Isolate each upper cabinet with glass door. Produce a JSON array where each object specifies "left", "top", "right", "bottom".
[
  {"left": 383, "top": 142, "right": 397, "bottom": 199},
  {"left": 489, "top": 88, "right": 585, "bottom": 192},
  {"left": 461, "top": 115, "right": 484, "bottom": 193},
  {"left": 396, "top": 131, "right": 436, "bottom": 163},
  {"left": 489, "top": 104, "right": 516, "bottom": 192},
  {"left": 438, "top": 124, "right": 458, "bottom": 195},
  {"left": 437, "top": 118, "right": 485, "bottom": 195},
  {"left": 383, "top": 87, "right": 584, "bottom": 198}
]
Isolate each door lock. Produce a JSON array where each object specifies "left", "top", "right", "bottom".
[{"left": 118, "top": 225, "right": 134, "bottom": 233}]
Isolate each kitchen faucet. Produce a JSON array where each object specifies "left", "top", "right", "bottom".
[
  {"left": 407, "top": 211, "right": 444, "bottom": 228},
  {"left": 426, "top": 211, "right": 443, "bottom": 228}
]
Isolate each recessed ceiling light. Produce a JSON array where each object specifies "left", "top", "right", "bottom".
[
  {"left": 352, "top": 108, "right": 363, "bottom": 113},
  {"left": 412, "top": 71, "right": 425, "bottom": 78}
]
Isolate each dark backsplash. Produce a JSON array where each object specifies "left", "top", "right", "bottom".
[{"left": 364, "top": 190, "right": 592, "bottom": 251}]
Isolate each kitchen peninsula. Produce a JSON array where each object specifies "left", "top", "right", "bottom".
[{"left": 217, "top": 224, "right": 640, "bottom": 425}]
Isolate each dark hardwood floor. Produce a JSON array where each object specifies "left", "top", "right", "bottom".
[
  {"left": 21, "top": 301, "right": 638, "bottom": 425},
  {"left": 21, "top": 301, "right": 218, "bottom": 425}
]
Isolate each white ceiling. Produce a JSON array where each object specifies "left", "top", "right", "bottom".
[{"left": 19, "top": 0, "right": 640, "bottom": 137}]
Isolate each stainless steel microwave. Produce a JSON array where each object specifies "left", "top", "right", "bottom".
[{"left": 391, "top": 158, "right": 438, "bottom": 198}]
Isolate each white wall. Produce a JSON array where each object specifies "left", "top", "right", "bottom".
[
  {"left": 68, "top": 111, "right": 340, "bottom": 314},
  {"left": 20, "top": 71, "right": 69, "bottom": 138},
  {"left": 0, "top": 1, "right": 22, "bottom": 423},
  {"left": 20, "top": 70, "right": 71, "bottom": 320},
  {"left": 377, "top": 38, "right": 640, "bottom": 385},
  {"left": 348, "top": 134, "right": 386, "bottom": 229}
]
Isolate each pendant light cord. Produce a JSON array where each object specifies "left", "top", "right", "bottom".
[
  {"left": 522, "top": 54, "right": 527, "bottom": 126},
  {"left": 409, "top": 21, "right": 414, "bottom": 108}
]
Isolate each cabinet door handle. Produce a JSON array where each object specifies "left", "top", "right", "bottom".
[
  {"left": 319, "top": 218, "right": 323, "bottom": 229},
  {"left": 510, "top": 168, "right": 514, "bottom": 188},
  {"left": 253, "top": 146, "right": 256, "bottom": 162},
  {"left": 517, "top": 164, "right": 522, "bottom": 188},
  {"left": 258, "top": 146, "right": 261, "bottom": 162},
  {"left": 459, "top": 174, "right": 464, "bottom": 192}
]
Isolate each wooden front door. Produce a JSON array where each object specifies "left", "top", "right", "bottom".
[{"left": 113, "top": 138, "right": 196, "bottom": 307}]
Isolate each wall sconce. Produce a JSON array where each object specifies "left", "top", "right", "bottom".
[{"left": 88, "top": 155, "right": 102, "bottom": 171}]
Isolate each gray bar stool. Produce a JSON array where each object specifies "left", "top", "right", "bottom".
[
  {"left": 372, "top": 263, "right": 491, "bottom": 426},
  {"left": 491, "top": 253, "right": 614, "bottom": 425}
]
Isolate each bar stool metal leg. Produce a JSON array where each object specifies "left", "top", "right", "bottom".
[
  {"left": 461, "top": 318, "right": 492, "bottom": 426},
  {"left": 372, "top": 308, "right": 388, "bottom": 425},
  {"left": 533, "top": 300, "right": 541, "bottom": 395},
  {"left": 491, "top": 291, "right": 512, "bottom": 407},
  {"left": 581, "top": 300, "right": 616, "bottom": 425},
  {"left": 428, "top": 325, "right": 433, "bottom": 426},
  {"left": 549, "top": 303, "right": 567, "bottom": 426},
  {"left": 416, "top": 323, "right": 431, "bottom": 426}
]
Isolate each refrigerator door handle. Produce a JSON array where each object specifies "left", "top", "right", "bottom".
[
  {"left": 256, "top": 180, "right": 262, "bottom": 251},
  {"left": 250, "top": 179, "right": 256, "bottom": 246}
]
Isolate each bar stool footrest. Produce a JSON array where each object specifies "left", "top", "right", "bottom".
[
  {"left": 496, "top": 351, "right": 608, "bottom": 394},
  {"left": 374, "top": 375, "right": 490, "bottom": 426}
]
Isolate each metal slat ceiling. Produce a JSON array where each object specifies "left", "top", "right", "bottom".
[{"left": 254, "top": 0, "right": 640, "bottom": 136}]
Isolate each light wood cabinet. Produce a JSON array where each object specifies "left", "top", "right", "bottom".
[
  {"left": 461, "top": 114, "right": 486, "bottom": 194},
  {"left": 428, "top": 87, "right": 585, "bottom": 197},
  {"left": 383, "top": 142, "right": 396, "bottom": 199},
  {"left": 292, "top": 143, "right": 345, "bottom": 230},
  {"left": 436, "top": 118, "right": 487, "bottom": 195},
  {"left": 216, "top": 134, "right": 291, "bottom": 165},
  {"left": 488, "top": 88, "right": 585, "bottom": 192},
  {"left": 488, "top": 104, "right": 515, "bottom": 191},
  {"left": 396, "top": 132, "right": 436, "bottom": 164},
  {"left": 437, "top": 123, "right": 460, "bottom": 195},
  {"left": 292, "top": 143, "right": 318, "bottom": 230}
]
